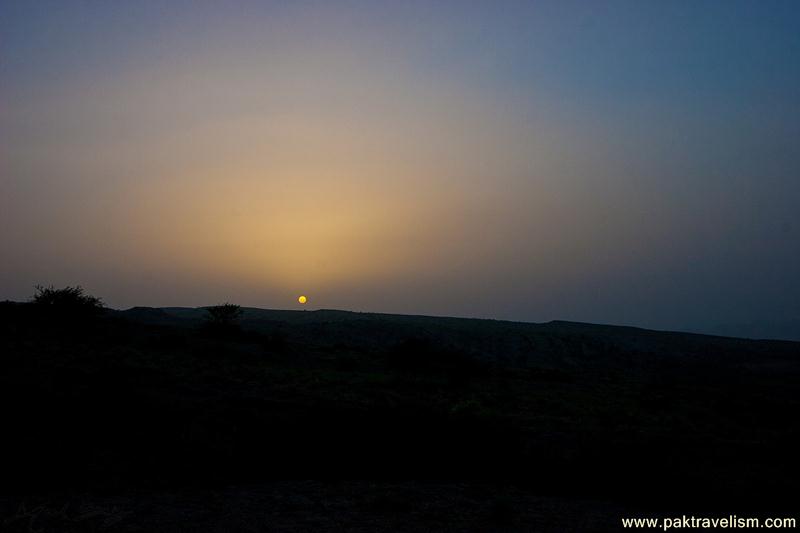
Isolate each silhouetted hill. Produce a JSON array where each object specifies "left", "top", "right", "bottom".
[
  {"left": 1, "top": 302, "right": 798, "bottom": 531},
  {"left": 118, "top": 306, "right": 800, "bottom": 370}
]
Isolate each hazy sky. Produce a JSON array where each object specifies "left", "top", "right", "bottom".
[{"left": 2, "top": 1, "right": 799, "bottom": 332}]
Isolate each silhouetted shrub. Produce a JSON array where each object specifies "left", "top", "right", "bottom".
[
  {"left": 206, "top": 303, "right": 242, "bottom": 323},
  {"left": 204, "top": 303, "right": 243, "bottom": 334},
  {"left": 31, "top": 285, "right": 104, "bottom": 318}
]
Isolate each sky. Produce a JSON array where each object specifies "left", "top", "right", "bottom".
[{"left": 2, "top": 0, "right": 799, "bottom": 335}]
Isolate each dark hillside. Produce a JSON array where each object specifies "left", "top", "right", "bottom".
[{"left": 1, "top": 302, "right": 798, "bottom": 531}]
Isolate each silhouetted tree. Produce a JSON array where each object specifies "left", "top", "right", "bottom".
[
  {"left": 32, "top": 285, "right": 104, "bottom": 316},
  {"left": 205, "top": 303, "right": 243, "bottom": 327}
]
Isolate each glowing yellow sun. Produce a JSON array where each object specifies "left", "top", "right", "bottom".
[{"left": 298, "top": 295, "right": 307, "bottom": 304}]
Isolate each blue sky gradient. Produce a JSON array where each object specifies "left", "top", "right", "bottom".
[{"left": 2, "top": 1, "right": 799, "bottom": 335}]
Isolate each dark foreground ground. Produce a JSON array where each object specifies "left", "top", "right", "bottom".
[{"left": 1, "top": 303, "right": 798, "bottom": 531}]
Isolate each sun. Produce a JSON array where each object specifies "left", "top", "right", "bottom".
[{"left": 298, "top": 295, "right": 307, "bottom": 304}]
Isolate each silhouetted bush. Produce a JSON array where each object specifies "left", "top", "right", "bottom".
[
  {"left": 31, "top": 285, "right": 104, "bottom": 319},
  {"left": 204, "top": 303, "right": 243, "bottom": 334},
  {"left": 206, "top": 303, "right": 242, "bottom": 323}
]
